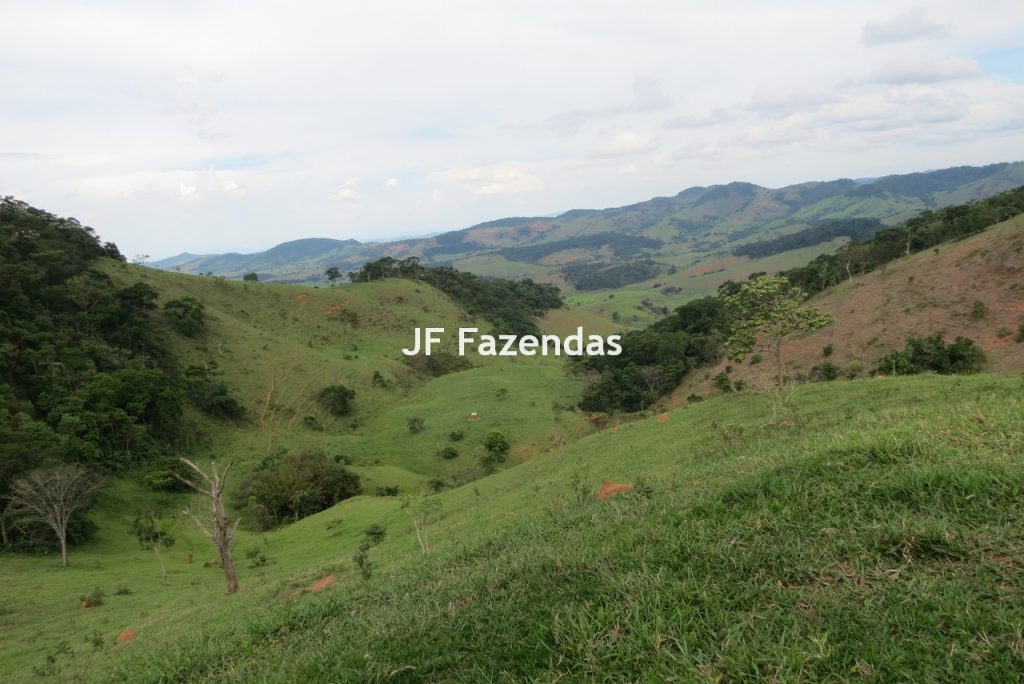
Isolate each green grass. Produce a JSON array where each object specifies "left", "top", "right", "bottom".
[{"left": 4, "top": 374, "right": 1022, "bottom": 681}]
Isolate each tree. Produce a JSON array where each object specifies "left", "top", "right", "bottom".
[
  {"left": 173, "top": 459, "right": 240, "bottom": 594},
  {"left": 723, "top": 276, "right": 835, "bottom": 388},
  {"left": 163, "top": 297, "right": 206, "bottom": 337},
  {"left": 324, "top": 267, "right": 342, "bottom": 282},
  {"left": 318, "top": 384, "right": 355, "bottom": 416},
  {"left": 482, "top": 430, "right": 510, "bottom": 466},
  {"left": 401, "top": 495, "right": 441, "bottom": 555},
  {"left": 242, "top": 272, "right": 259, "bottom": 282},
  {"left": 7, "top": 465, "right": 103, "bottom": 567}
]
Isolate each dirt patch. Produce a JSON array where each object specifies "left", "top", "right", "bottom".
[
  {"left": 309, "top": 575, "right": 336, "bottom": 593},
  {"left": 295, "top": 293, "right": 309, "bottom": 303},
  {"left": 116, "top": 629, "right": 138, "bottom": 645},
  {"left": 658, "top": 413, "right": 669, "bottom": 423},
  {"left": 596, "top": 480, "right": 633, "bottom": 501}
]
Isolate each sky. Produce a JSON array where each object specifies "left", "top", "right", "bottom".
[{"left": 2, "top": 1, "right": 1023, "bottom": 260}]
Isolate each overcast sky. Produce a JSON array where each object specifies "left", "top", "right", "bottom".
[{"left": 2, "top": 1, "right": 1023, "bottom": 259}]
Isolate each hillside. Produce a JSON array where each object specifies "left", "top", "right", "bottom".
[
  {"left": 679, "top": 213, "right": 1024, "bottom": 399},
  {"left": 158, "top": 163, "right": 1024, "bottom": 294},
  {"left": 2, "top": 375, "right": 1022, "bottom": 681}
]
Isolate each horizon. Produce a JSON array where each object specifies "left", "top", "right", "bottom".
[{"left": 3, "top": 1, "right": 1024, "bottom": 259}]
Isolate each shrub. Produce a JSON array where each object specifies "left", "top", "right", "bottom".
[
  {"left": 79, "top": 588, "right": 105, "bottom": 607},
  {"left": 712, "top": 372, "right": 733, "bottom": 393},
  {"left": 163, "top": 297, "right": 206, "bottom": 336},
  {"left": 810, "top": 362, "right": 840, "bottom": 381},
  {"left": 749, "top": 353, "right": 763, "bottom": 365},
  {"left": 874, "top": 334, "right": 986, "bottom": 376},
  {"left": 407, "top": 417, "right": 425, "bottom": 434},
  {"left": 364, "top": 524, "right": 386, "bottom": 545},
  {"left": 449, "top": 430, "right": 464, "bottom": 442},
  {"left": 822, "top": 344, "right": 833, "bottom": 357},
  {"left": 234, "top": 450, "right": 361, "bottom": 526},
  {"left": 438, "top": 446, "right": 459, "bottom": 460},
  {"left": 481, "top": 430, "right": 510, "bottom": 467},
  {"left": 1016, "top": 323, "right": 1024, "bottom": 343},
  {"left": 970, "top": 300, "right": 988, "bottom": 320},
  {"left": 375, "top": 486, "right": 400, "bottom": 497},
  {"left": 318, "top": 385, "right": 355, "bottom": 416}
]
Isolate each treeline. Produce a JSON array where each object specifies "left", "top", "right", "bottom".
[
  {"left": 563, "top": 259, "right": 665, "bottom": 291},
  {"left": 576, "top": 297, "right": 729, "bottom": 412},
  {"left": 577, "top": 185, "right": 1024, "bottom": 413},
  {"left": 347, "top": 257, "right": 563, "bottom": 335},
  {"left": 783, "top": 185, "right": 1024, "bottom": 294},
  {"left": 0, "top": 198, "right": 240, "bottom": 548},
  {"left": 733, "top": 218, "right": 883, "bottom": 259},
  {"left": 497, "top": 232, "right": 663, "bottom": 263}
]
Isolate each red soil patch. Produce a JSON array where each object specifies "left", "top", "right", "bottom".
[
  {"left": 309, "top": 575, "right": 336, "bottom": 593},
  {"left": 80, "top": 600, "right": 91, "bottom": 609},
  {"left": 116, "top": 629, "right": 138, "bottom": 645},
  {"left": 658, "top": 413, "right": 669, "bottom": 423},
  {"left": 294, "top": 293, "right": 309, "bottom": 302},
  {"left": 596, "top": 480, "right": 633, "bottom": 501}
]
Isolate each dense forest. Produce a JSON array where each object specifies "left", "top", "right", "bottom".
[
  {"left": 496, "top": 232, "right": 663, "bottom": 263},
  {"left": 563, "top": 259, "right": 666, "bottom": 290},
  {"left": 732, "top": 218, "right": 883, "bottom": 259},
  {"left": 0, "top": 198, "right": 243, "bottom": 549},
  {"left": 346, "top": 257, "right": 563, "bottom": 335}
]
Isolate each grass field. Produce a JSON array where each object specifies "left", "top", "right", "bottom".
[{"left": 3, "top": 373, "right": 1022, "bottom": 681}]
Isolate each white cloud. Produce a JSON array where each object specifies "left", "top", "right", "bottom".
[
  {"left": 862, "top": 7, "right": 950, "bottom": 46},
  {"left": 1, "top": 0, "right": 1023, "bottom": 258},
  {"left": 587, "top": 130, "right": 658, "bottom": 159}
]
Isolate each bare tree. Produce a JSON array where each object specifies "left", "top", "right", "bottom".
[
  {"left": 401, "top": 496, "right": 441, "bottom": 555},
  {"left": 7, "top": 465, "right": 103, "bottom": 567},
  {"left": 173, "top": 458, "right": 240, "bottom": 594}
]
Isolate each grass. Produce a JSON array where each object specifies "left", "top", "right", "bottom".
[{"left": 4, "top": 373, "right": 1021, "bottom": 681}]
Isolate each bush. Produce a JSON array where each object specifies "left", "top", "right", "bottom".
[
  {"left": 810, "top": 362, "right": 840, "bottom": 381},
  {"left": 375, "top": 486, "right": 400, "bottom": 497},
  {"left": 234, "top": 450, "right": 361, "bottom": 526},
  {"left": 163, "top": 297, "right": 206, "bottom": 336},
  {"left": 822, "top": 344, "right": 833, "bottom": 357},
  {"left": 482, "top": 430, "right": 510, "bottom": 467},
  {"left": 438, "top": 446, "right": 459, "bottom": 460},
  {"left": 318, "top": 385, "right": 355, "bottom": 416},
  {"left": 749, "top": 353, "right": 763, "bottom": 365},
  {"left": 874, "top": 334, "right": 986, "bottom": 376},
  {"left": 449, "top": 430, "right": 464, "bottom": 442},
  {"left": 79, "top": 588, "right": 105, "bottom": 607},
  {"left": 712, "top": 372, "right": 733, "bottom": 393},
  {"left": 407, "top": 417, "right": 425, "bottom": 434},
  {"left": 1016, "top": 323, "right": 1024, "bottom": 343},
  {"left": 364, "top": 524, "right": 386, "bottom": 545},
  {"left": 970, "top": 300, "right": 988, "bottom": 321}
]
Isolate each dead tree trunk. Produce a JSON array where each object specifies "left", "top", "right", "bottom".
[{"left": 174, "top": 459, "right": 240, "bottom": 595}]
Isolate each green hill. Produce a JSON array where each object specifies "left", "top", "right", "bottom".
[{"left": 3, "top": 375, "right": 1021, "bottom": 681}]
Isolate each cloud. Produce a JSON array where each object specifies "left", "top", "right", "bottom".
[
  {"left": 862, "top": 7, "right": 949, "bottom": 46},
  {"left": 587, "top": 130, "right": 658, "bottom": 159},
  {"left": 856, "top": 57, "right": 983, "bottom": 85},
  {"left": 384, "top": 177, "right": 400, "bottom": 188},
  {"left": 430, "top": 163, "right": 542, "bottom": 195}
]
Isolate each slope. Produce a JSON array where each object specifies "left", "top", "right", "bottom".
[
  {"left": 6, "top": 374, "right": 1019, "bottom": 681},
  {"left": 680, "top": 212, "right": 1024, "bottom": 397}
]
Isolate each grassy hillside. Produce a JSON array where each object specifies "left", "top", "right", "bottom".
[
  {"left": 2, "top": 374, "right": 1020, "bottom": 681},
  {"left": 94, "top": 263, "right": 594, "bottom": 491},
  {"left": 680, "top": 213, "right": 1024, "bottom": 399}
]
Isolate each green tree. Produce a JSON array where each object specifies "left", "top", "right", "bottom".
[
  {"left": 163, "top": 297, "right": 206, "bottom": 336},
  {"left": 324, "top": 267, "right": 342, "bottom": 282},
  {"left": 482, "top": 430, "right": 510, "bottom": 467},
  {"left": 317, "top": 384, "right": 355, "bottom": 416},
  {"left": 723, "top": 276, "right": 835, "bottom": 387},
  {"left": 242, "top": 272, "right": 259, "bottom": 282}
]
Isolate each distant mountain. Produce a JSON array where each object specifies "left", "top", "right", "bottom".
[{"left": 155, "top": 162, "right": 1024, "bottom": 284}]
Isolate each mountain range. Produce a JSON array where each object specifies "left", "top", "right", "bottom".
[{"left": 153, "top": 162, "right": 1024, "bottom": 286}]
